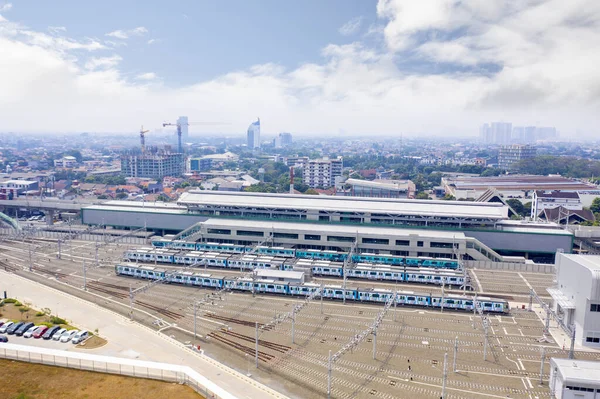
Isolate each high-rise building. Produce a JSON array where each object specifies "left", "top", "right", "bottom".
[
  {"left": 177, "top": 116, "right": 189, "bottom": 141},
  {"left": 303, "top": 156, "right": 343, "bottom": 188},
  {"left": 247, "top": 118, "right": 261, "bottom": 149},
  {"left": 512, "top": 126, "right": 556, "bottom": 143},
  {"left": 480, "top": 122, "right": 512, "bottom": 144},
  {"left": 274, "top": 132, "right": 293, "bottom": 148},
  {"left": 498, "top": 144, "right": 536, "bottom": 171}
]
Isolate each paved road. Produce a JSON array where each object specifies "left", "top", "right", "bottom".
[{"left": 0, "top": 271, "right": 288, "bottom": 399}]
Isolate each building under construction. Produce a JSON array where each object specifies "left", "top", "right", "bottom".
[{"left": 120, "top": 150, "right": 184, "bottom": 179}]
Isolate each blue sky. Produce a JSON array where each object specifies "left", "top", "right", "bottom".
[
  {"left": 7, "top": 0, "right": 379, "bottom": 86},
  {"left": 0, "top": 1, "right": 599, "bottom": 137}
]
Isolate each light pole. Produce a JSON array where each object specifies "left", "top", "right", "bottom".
[{"left": 245, "top": 353, "right": 252, "bottom": 377}]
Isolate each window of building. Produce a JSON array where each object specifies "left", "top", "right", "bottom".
[
  {"left": 305, "top": 234, "right": 321, "bottom": 241},
  {"left": 590, "top": 304, "right": 600, "bottom": 312},
  {"left": 417, "top": 241, "right": 424, "bottom": 247},
  {"left": 586, "top": 337, "right": 600, "bottom": 343},
  {"left": 273, "top": 232, "right": 299, "bottom": 240},
  {"left": 430, "top": 242, "right": 453, "bottom": 249},
  {"left": 395, "top": 240, "right": 410, "bottom": 246},
  {"left": 319, "top": 216, "right": 330, "bottom": 221},
  {"left": 236, "top": 230, "right": 264, "bottom": 237},
  {"left": 362, "top": 238, "right": 389, "bottom": 245},
  {"left": 327, "top": 236, "right": 355, "bottom": 243},
  {"left": 207, "top": 229, "right": 231, "bottom": 235}
]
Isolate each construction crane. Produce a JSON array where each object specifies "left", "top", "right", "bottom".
[
  {"left": 139, "top": 126, "right": 150, "bottom": 154},
  {"left": 162, "top": 120, "right": 230, "bottom": 154}
]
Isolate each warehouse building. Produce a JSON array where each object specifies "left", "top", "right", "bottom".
[
  {"left": 550, "top": 358, "right": 600, "bottom": 398},
  {"left": 81, "top": 191, "right": 573, "bottom": 263},
  {"left": 549, "top": 254, "right": 600, "bottom": 348}
]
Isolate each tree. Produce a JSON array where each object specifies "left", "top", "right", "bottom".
[
  {"left": 116, "top": 192, "right": 128, "bottom": 200},
  {"left": 97, "top": 194, "right": 108, "bottom": 199},
  {"left": 415, "top": 192, "right": 430, "bottom": 200},
  {"left": 442, "top": 194, "right": 456, "bottom": 200},
  {"left": 591, "top": 197, "right": 600, "bottom": 214},
  {"left": 304, "top": 189, "right": 319, "bottom": 195},
  {"left": 506, "top": 199, "right": 532, "bottom": 218}
]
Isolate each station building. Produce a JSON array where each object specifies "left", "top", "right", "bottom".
[
  {"left": 549, "top": 254, "right": 600, "bottom": 348},
  {"left": 81, "top": 191, "right": 573, "bottom": 263},
  {"left": 550, "top": 358, "right": 600, "bottom": 398}
]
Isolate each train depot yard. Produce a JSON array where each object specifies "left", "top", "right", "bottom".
[{"left": 2, "top": 229, "right": 599, "bottom": 399}]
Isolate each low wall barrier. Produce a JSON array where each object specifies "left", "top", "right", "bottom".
[
  {"left": 465, "top": 260, "right": 555, "bottom": 273},
  {"left": 0, "top": 343, "right": 236, "bottom": 399}
]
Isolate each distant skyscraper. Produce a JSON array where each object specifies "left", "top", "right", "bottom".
[
  {"left": 274, "top": 132, "right": 293, "bottom": 148},
  {"left": 498, "top": 144, "right": 536, "bottom": 171},
  {"left": 177, "top": 116, "right": 189, "bottom": 141},
  {"left": 247, "top": 118, "right": 261, "bottom": 149},
  {"left": 480, "top": 122, "right": 512, "bottom": 144}
]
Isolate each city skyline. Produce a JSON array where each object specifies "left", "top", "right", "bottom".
[{"left": 1, "top": 1, "right": 599, "bottom": 137}]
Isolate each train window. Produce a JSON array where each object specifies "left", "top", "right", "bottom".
[
  {"left": 407, "top": 297, "right": 415, "bottom": 301},
  {"left": 267, "top": 285, "right": 274, "bottom": 289},
  {"left": 335, "top": 290, "right": 342, "bottom": 295},
  {"left": 385, "top": 273, "right": 391, "bottom": 277}
]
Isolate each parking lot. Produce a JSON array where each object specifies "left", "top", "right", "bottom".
[{"left": 1, "top": 231, "right": 597, "bottom": 398}]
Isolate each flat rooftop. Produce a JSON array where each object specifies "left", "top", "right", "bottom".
[
  {"left": 345, "top": 178, "right": 412, "bottom": 190},
  {"left": 445, "top": 175, "right": 594, "bottom": 191},
  {"left": 561, "top": 254, "right": 600, "bottom": 271},
  {"left": 552, "top": 358, "right": 600, "bottom": 385},
  {"left": 201, "top": 218, "right": 468, "bottom": 239},
  {"left": 178, "top": 191, "right": 508, "bottom": 219}
]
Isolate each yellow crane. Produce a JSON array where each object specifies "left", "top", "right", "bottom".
[{"left": 139, "top": 126, "right": 150, "bottom": 154}]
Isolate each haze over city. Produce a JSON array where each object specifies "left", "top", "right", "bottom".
[{"left": 1, "top": 0, "right": 599, "bottom": 137}]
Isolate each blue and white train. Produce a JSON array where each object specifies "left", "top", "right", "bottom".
[
  {"left": 150, "top": 238, "right": 460, "bottom": 269},
  {"left": 115, "top": 264, "right": 507, "bottom": 313},
  {"left": 123, "top": 248, "right": 467, "bottom": 287}
]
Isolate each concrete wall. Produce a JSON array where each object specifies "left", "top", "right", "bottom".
[
  {"left": 465, "top": 229, "right": 572, "bottom": 254},
  {"left": 465, "top": 260, "right": 555, "bottom": 273},
  {"left": 82, "top": 209, "right": 206, "bottom": 232}
]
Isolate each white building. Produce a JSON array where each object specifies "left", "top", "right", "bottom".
[
  {"left": 303, "top": 156, "right": 343, "bottom": 189},
  {"left": 480, "top": 122, "right": 512, "bottom": 145},
  {"left": 549, "top": 358, "right": 600, "bottom": 399},
  {"left": 549, "top": 254, "right": 600, "bottom": 348},
  {"left": 177, "top": 116, "right": 189, "bottom": 140},
  {"left": 247, "top": 118, "right": 260, "bottom": 149},
  {"left": 532, "top": 191, "right": 583, "bottom": 218},
  {"left": 54, "top": 156, "right": 77, "bottom": 168}
]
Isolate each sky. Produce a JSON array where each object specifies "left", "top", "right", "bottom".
[{"left": 0, "top": 0, "right": 599, "bottom": 138}]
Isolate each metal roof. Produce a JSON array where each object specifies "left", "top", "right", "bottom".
[
  {"left": 547, "top": 287, "right": 575, "bottom": 309},
  {"left": 201, "top": 218, "right": 467, "bottom": 239},
  {"left": 178, "top": 191, "right": 508, "bottom": 219},
  {"left": 551, "top": 358, "right": 600, "bottom": 386}
]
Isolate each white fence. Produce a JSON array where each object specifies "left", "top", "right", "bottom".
[
  {"left": 0, "top": 343, "right": 236, "bottom": 399},
  {"left": 465, "top": 260, "right": 555, "bottom": 273}
]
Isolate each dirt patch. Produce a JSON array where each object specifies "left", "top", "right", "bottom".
[
  {"left": 0, "top": 358, "right": 203, "bottom": 399},
  {"left": 76, "top": 335, "right": 107, "bottom": 350}
]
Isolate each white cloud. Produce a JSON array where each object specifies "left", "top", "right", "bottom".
[
  {"left": 135, "top": 72, "right": 157, "bottom": 81},
  {"left": 0, "top": 3, "right": 12, "bottom": 12},
  {"left": 48, "top": 26, "right": 67, "bottom": 34},
  {"left": 85, "top": 55, "right": 123, "bottom": 70},
  {"left": 147, "top": 38, "right": 158, "bottom": 45},
  {"left": 105, "top": 26, "right": 148, "bottom": 40},
  {"left": 339, "top": 17, "right": 363, "bottom": 36},
  {"left": 0, "top": 3, "right": 598, "bottom": 137}
]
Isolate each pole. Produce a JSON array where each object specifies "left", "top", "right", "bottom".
[
  {"left": 568, "top": 325, "right": 576, "bottom": 359},
  {"left": 193, "top": 301, "right": 197, "bottom": 340},
  {"left": 129, "top": 285, "right": 134, "bottom": 320},
  {"left": 539, "top": 346, "right": 545, "bottom": 385},
  {"left": 442, "top": 352, "right": 448, "bottom": 399},
  {"left": 441, "top": 279, "right": 445, "bottom": 313},
  {"left": 472, "top": 293, "right": 477, "bottom": 329},
  {"left": 255, "top": 322, "right": 259, "bottom": 368},
  {"left": 393, "top": 294, "right": 397, "bottom": 322},
  {"left": 373, "top": 329, "right": 377, "bottom": 360},
  {"left": 58, "top": 239, "right": 61, "bottom": 259},
  {"left": 292, "top": 309, "right": 295, "bottom": 344},
  {"left": 320, "top": 284, "right": 324, "bottom": 314},
  {"left": 95, "top": 243, "right": 99, "bottom": 266},
  {"left": 545, "top": 308, "right": 551, "bottom": 335},
  {"left": 453, "top": 336, "right": 458, "bottom": 372},
  {"left": 28, "top": 243, "right": 33, "bottom": 272},
  {"left": 83, "top": 260, "right": 87, "bottom": 291},
  {"left": 327, "top": 350, "right": 332, "bottom": 399},
  {"left": 528, "top": 289, "right": 533, "bottom": 312},
  {"left": 483, "top": 322, "right": 488, "bottom": 361}
]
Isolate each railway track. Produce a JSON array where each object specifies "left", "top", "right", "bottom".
[
  {"left": 217, "top": 329, "right": 292, "bottom": 354},
  {"left": 207, "top": 331, "right": 275, "bottom": 362},
  {"left": 204, "top": 313, "right": 274, "bottom": 330}
]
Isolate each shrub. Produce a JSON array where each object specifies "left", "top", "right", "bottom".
[
  {"left": 13, "top": 301, "right": 23, "bottom": 307},
  {"left": 50, "top": 316, "right": 67, "bottom": 325},
  {"left": 3, "top": 298, "right": 17, "bottom": 304},
  {"left": 35, "top": 312, "right": 45, "bottom": 317}
]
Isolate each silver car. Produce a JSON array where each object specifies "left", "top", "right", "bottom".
[
  {"left": 60, "top": 330, "right": 78, "bottom": 343},
  {"left": 23, "top": 325, "right": 40, "bottom": 338},
  {"left": 52, "top": 328, "right": 67, "bottom": 341}
]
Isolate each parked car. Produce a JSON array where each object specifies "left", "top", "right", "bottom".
[
  {"left": 23, "top": 325, "right": 40, "bottom": 338},
  {"left": 6, "top": 322, "right": 24, "bottom": 335},
  {"left": 0, "top": 321, "right": 14, "bottom": 334},
  {"left": 71, "top": 330, "right": 89, "bottom": 344},
  {"left": 33, "top": 326, "right": 49, "bottom": 339},
  {"left": 42, "top": 326, "right": 60, "bottom": 340},
  {"left": 0, "top": 335, "right": 7, "bottom": 343},
  {"left": 60, "top": 330, "right": 78, "bottom": 343},
  {"left": 52, "top": 328, "right": 68, "bottom": 341},
  {"left": 0, "top": 319, "right": 7, "bottom": 328},
  {"left": 15, "top": 322, "right": 35, "bottom": 337}
]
